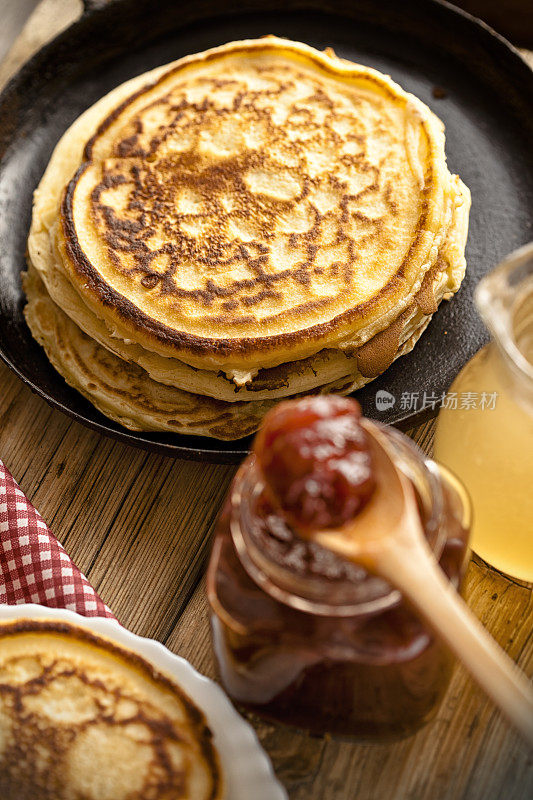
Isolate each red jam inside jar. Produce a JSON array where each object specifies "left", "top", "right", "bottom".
[{"left": 207, "top": 398, "right": 471, "bottom": 740}]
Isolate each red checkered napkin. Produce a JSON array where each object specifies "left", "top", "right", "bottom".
[{"left": 0, "top": 460, "right": 115, "bottom": 619}]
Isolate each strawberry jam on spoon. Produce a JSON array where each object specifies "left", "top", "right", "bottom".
[{"left": 254, "top": 396, "right": 375, "bottom": 532}]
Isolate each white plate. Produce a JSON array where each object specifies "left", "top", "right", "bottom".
[{"left": 0, "top": 603, "right": 287, "bottom": 800}]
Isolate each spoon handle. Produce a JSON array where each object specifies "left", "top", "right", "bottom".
[{"left": 377, "top": 532, "right": 533, "bottom": 748}]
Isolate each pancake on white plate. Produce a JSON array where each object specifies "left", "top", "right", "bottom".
[{"left": 0, "top": 618, "right": 222, "bottom": 800}]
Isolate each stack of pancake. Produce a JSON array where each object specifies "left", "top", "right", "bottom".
[
  {"left": 0, "top": 620, "right": 222, "bottom": 799},
  {"left": 25, "top": 37, "right": 470, "bottom": 439}
]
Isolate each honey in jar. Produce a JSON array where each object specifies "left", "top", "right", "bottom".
[{"left": 435, "top": 244, "right": 533, "bottom": 583}]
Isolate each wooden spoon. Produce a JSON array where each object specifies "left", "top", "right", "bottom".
[{"left": 310, "top": 420, "right": 533, "bottom": 747}]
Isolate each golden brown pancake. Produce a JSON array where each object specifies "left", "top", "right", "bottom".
[
  {"left": 0, "top": 619, "right": 222, "bottom": 800},
  {"left": 25, "top": 37, "right": 470, "bottom": 437},
  {"left": 33, "top": 38, "right": 465, "bottom": 370},
  {"left": 29, "top": 171, "right": 469, "bottom": 403},
  {"left": 24, "top": 265, "right": 444, "bottom": 438}
]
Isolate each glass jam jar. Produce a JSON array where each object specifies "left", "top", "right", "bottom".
[{"left": 207, "top": 425, "right": 471, "bottom": 741}]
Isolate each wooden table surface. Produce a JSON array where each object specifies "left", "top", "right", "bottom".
[{"left": 1, "top": 3, "right": 532, "bottom": 798}]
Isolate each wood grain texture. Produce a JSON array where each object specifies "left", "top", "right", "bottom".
[{"left": 0, "top": 3, "right": 532, "bottom": 798}]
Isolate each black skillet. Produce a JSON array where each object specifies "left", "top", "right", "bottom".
[{"left": 0, "top": 0, "right": 532, "bottom": 463}]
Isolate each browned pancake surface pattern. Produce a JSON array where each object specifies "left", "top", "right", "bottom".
[
  {"left": 0, "top": 621, "right": 222, "bottom": 800},
  {"left": 59, "top": 41, "right": 446, "bottom": 362}
]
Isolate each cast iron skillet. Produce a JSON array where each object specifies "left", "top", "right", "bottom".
[{"left": 0, "top": 0, "right": 532, "bottom": 463}]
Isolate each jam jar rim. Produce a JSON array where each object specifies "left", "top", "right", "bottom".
[{"left": 229, "top": 422, "right": 448, "bottom": 618}]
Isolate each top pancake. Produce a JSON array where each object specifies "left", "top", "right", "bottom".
[{"left": 50, "top": 37, "right": 453, "bottom": 374}]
